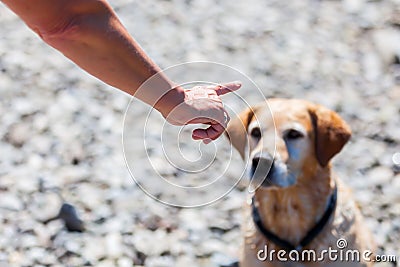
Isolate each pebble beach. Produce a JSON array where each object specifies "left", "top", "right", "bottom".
[{"left": 0, "top": 0, "right": 400, "bottom": 266}]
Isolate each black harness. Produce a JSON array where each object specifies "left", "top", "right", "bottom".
[{"left": 251, "top": 186, "right": 338, "bottom": 252}]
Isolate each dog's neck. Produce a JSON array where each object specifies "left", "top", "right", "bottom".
[{"left": 253, "top": 166, "right": 335, "bottom": 246}]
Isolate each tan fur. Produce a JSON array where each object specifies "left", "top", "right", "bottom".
[{"left": 226, "top": 99, "right": 375, "bottom": 267}]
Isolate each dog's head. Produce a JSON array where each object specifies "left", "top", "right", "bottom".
[{"left": 226, "top": 98, "right": 351, "bottom": 188}]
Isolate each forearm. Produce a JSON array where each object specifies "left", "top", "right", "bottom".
[{"left": 2, "top": 0, "right": 183, "bottom": 112}]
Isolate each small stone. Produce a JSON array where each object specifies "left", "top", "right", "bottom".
[
  {"left": 145, "top": 256, "right": 174, "bottom": 267},
  {"left": 44, "top": 219, "right": 64, "bottom": 238},
  {"left": 175, "top": 255, "right": 197, "bottom": 267},
  {"left": 18, "top": 234, "right": 38, "bottom": 248},
  {"left": 82, "top": 236, "right": 106, "bottom": 263},
  {"left": 211, "top": 252, "right": 238, "bottom": 267},
  {"left": 372, "top": 28, "right": 400, "bottom": 66},
  {"left": 29, "top": 192, "right": 62, "bottom": 221},
  {"left": 220, "top": 192, "right": 244, "bottom": 211},
  {"left": 389, "top": 203, "right": 400, "bottom": 217},
  {"left": 198, "top": 239, "right": 225, "bottom": 256},
  {"left": 32, "top": 114, "right": 49, "bottom": 132},
  {"left": 97, "top": 260, "right": 115, "bottom": 267},
  {"left": 55, "top": 166, "right": 89, "bottom": 185},
  {"left": 105, "top": 232, "right": 123, "bottom": 259},
  {"left": 8, "top": 251, "right": 32, "bottom": 267},
  {"left": 342, "top": 0, "right": 364, "bottom": 14},
  {"left": 26, "top": 247, "right": 48, "bottom": 263},
  {"left": 64, "top": 238, "right": 82, "bottom": 254},
  {"left": 117, "top": 257, "right": 134, "bottom": 267},
  {"left": 179, "top": 209, "right": 207, "bottom": 231},
  {"left": 354, "top": 189, "right": 372, "bottom": 206},
  {"left": 57, "top": 203, "right": 85, "bottom": 232},
  {"left": 75, "top": 183, "right": 105, "bottom": 211},
  {"left": 132, "top": 229, "right": 170, "bottom": 256},
  {"left": 13, "top": 97, "right": 38, "bottom": 116},
  {"left": 362, "top": 52, "right": 382, "bottom": 81},
  {"left": 0, "top": 192, "right": 23, "bottom": 211},
  {"left": 366, "top": 166, "right": 393, "bottom": 186},
  {"left": 5, "top": 123, "right": 30, "bottom": 147}
]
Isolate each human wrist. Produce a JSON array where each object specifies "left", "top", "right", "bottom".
[{"left": 154, "top": 86, "right": 186, "bottom": 117}]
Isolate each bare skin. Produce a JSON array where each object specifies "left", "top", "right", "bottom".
[{"left": 1, "top": 0, "right": 241, "bottom": 142}]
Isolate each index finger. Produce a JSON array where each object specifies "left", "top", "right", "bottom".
[{"left": 214, "top": 81, "right": 242, "bottom": 96}]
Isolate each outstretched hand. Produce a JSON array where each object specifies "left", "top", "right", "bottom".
[{"left": 160, "top": 82, "right": 241, "bottom": 144}]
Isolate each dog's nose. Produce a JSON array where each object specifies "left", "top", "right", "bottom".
[{"left": 252, "top": 153, "right": 274, "bottom": 170}]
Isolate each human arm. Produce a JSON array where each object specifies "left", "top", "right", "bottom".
[{"left": 2, "top": 0, "right": 240, "bottom": 141}]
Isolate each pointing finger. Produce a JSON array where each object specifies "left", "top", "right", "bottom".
[{"left": 214, "top": 81, "right": 242, "bottom": 96}]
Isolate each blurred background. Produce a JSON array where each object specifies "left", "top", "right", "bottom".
[{"left": 0, "top": 0, "right": 399, "bottom": 266}]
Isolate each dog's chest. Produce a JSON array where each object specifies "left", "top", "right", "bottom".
[{"left": 240, "top": 186, "right": 368, "bottom": 267}]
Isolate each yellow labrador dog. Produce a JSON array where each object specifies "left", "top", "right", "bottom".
[{"left": 226, "top": 99, "right": 375, "bottom": 267}]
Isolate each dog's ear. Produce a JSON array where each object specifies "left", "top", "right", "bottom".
[
  {"left": 309, "top": 105, "right": 351, "bottom": 167},
  {"left": 225, "top": 107, "right": 255, "bottom": 159}
]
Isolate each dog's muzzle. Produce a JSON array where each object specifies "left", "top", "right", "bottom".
[{"left": 250, "top": 152, "right": 275, "bottom": 187}]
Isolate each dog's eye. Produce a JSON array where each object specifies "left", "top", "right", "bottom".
[
  {"left": 250, "top": 127, "right": 262, "bottom": 139},
  {"left": 284, "top": 129, "right": 304, "bottom": 140}
]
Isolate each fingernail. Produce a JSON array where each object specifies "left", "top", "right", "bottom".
[
  {"left": 203, "top": 138, "right": 212, "bottom": 144},
  {"left": 233, "top": 81, "right": 242, "bottom": 86}
]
